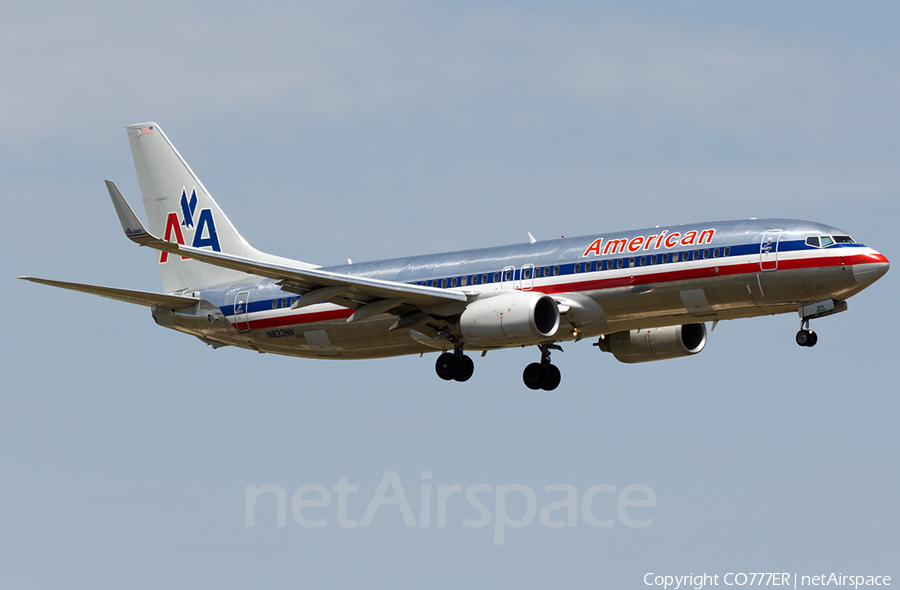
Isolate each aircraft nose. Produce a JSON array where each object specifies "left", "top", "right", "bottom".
[{"left": 853, "top": 252, "right": 889, "bottom": 290}]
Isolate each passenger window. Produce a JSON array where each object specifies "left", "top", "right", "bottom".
[
  {"left": 617, "top": 259, "right": 623, "bottom": 269},
  {"left": 432, "top": 280, "right": 439, "bottom": 287},
  {"left": 483, "top": 274, "right": 489, "bottom": 284},
  {"left": 629, "top": 258, "right": 635, "bottom": 268},
  {"left": 504, "top": 271, "right": 512, "bottom": 281},
  {"left": 573, "top": 264, "right": 580, "bottom": 273},
  {"left": 272, "top": 300, "right": 278, "bottom": 309},
  {"left": 494, "top": 272, "right": 500, "bottom": 282},
  {"left": 724, "top": 247, "right": 730, "bottom": 256},
  {"left": 692, "top": 251, "right": 699, "bottom": 260},
  {"left": 523, "top": 268, "right": 531, "bottom": 279},
  {"left": 713, "top": 248, "right": 719, "bottom": 257},
  {"left": 639, "top": 256, "right": 646, "bottom": 266},
  {"left": 543, "top": 267, "right": 550, "bottom": 277},
  {"left": 441, "top": 279, "right": 448, "bottom": 288},
  {"left": 282, "top": 298, "right": 287, "bottom": 307},
  {"left": 650, "top": 255, "right": 656, "bottom": 265},
  {"left": 461, "top": 277, "right": 468, "bottom": 286},
  {"left": 553, "top": 266, "right": 560, "bottom": 276},
  {"left": 451, "top": 278, "right": 458, "bottom": 287},
  {"left": 703, "top": 249, "right": 709, "bottom": 259},
  {"left": 662, "top": 253, "right": 668, "bottom": 263}
]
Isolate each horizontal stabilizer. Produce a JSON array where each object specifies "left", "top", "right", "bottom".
[{"left": 18, "top": 277, "right": 199, "bottom": 309}]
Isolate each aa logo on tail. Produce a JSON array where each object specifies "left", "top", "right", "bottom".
[{"left": 160, "top": 188, "right": 221, "bottom": 263}]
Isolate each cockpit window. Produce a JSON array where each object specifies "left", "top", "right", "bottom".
[{"left": 807, "top": 234, "right": 856, "bottom": 248}]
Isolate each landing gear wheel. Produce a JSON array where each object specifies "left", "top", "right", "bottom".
[
  {"left": 796, "top": 330, "right": 817, "bottom": 347},
  {"left": 435, "top": 352, "right": 461, "bottom": 380},
  {"left": 523, "top": 362, "right": 546, "bottom": 390},
  {"left": 541, "top": 364, "right": 561, "bottom": 391},
  {"left": 454, "top": 355, "right": 475, "bottom": 382}
]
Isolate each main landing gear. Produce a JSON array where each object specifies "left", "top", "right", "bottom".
[
  {"left": 435, "top": 346, "right": 475, "bottom": 382},
  {"left": 523, "top": 343, "right": 562, "bottom": 391},
  {"left": 795, "top": 318, "right": 818, "bottom": 348}
]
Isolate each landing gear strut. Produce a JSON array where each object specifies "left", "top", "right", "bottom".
[
  {"left": 523, "top": 343, "right": 562, "bottom": 391},
  {"left": 795, "top": 318, "right": 818, "bottom": 348},
  {"left": 435, "top": 344, "right": 474, "bottom": 382}
]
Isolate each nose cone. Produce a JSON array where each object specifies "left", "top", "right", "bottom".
[{"left": 854, "top": 252, "right": 889, "bottom": 290}]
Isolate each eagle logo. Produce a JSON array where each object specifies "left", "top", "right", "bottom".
[{"left": 180, "top": 189, "right": 198, "bottom": 228}]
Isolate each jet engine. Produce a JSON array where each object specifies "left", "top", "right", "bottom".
[
  {"left": 459, "top": 292, "right": 560, "bottom": 348},
  {"left": 595, "top": 323, "right": 707, "bottom": 363}
]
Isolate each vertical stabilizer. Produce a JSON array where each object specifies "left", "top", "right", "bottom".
[{"left": 126, "top": 123, "right": 315, "bottom": 293}]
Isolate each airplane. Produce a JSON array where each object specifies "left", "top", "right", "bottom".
[{"left": 20, "top": 122, "right": 890, "bottom": 390}]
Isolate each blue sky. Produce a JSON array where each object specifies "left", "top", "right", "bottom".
[{"left": 2, "top": 2, "right": 898, "bottom": 588}]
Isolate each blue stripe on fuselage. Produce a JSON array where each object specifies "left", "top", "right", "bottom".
[{"left": 216, "top": 238, "right": 864, "bottom": 317}]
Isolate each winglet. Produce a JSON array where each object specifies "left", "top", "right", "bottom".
[{"left": 105, "top": 180, "right": 151, "bottom": 241}]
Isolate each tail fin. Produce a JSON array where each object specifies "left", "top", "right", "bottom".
[{"left": 126, "top": 123, "right": 316, "bottom": 293}]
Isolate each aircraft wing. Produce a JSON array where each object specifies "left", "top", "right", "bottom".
[
  {"left": 17, "top": 277, "right": 199, "bottom": 309},
  {"left": 105, "top": 181, "right": 467, "bottom": 313}
]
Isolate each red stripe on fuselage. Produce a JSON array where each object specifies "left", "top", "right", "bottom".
[
  {"left": 242, "top": 308, "right": 353, "bottom": 331},
  {"left": 230, "top": 250, "right": 885, "bottom": 332},
  {"left": 534, "top": 251, "right": 878, "bottom": 295}
]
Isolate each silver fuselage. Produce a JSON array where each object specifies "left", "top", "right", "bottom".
[{"left": 155, "top": 218, "right": 888, "bottom": 359}]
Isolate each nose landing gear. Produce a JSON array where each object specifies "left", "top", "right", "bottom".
[
  {"left": 523, "top": 343, "right": 562, "bottom": 391},
  {"left": 795, "top": 318, "right": 818, "bottom": 347},
  {"left": 794, "top": 300, "right": 849, "bottom": 348}
]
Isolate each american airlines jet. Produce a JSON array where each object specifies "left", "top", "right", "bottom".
[{"left": 20, "top": 123, "right": 890, "bottom": 390}]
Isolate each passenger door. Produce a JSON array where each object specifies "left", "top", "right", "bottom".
[
  {"left": 501, "top": 265, "right": 516, "bottom": 290},
  {"left": 234, "top": 290, "right": 250, "bottom": 332},
  {"left": 760, "top": 230, "right": 781, "bottom": 271},
  {"left": 520, "top": 264, "right": 535, "bottom": 291}
]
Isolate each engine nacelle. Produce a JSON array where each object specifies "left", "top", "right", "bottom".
[
  {"left": 596, "top": 323, "right": 707, "bottom": 363},
  {"left": 459, "top": 292, "right": 560, "bottom": 348}
]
